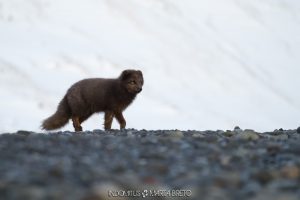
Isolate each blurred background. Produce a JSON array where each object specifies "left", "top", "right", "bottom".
[{"left": 0, "top": 0, "right": 299, "bottom": 132}]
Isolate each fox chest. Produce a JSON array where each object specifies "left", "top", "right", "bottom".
[{"left": 113, "top": 99, "right": 133, "bottom": 111}]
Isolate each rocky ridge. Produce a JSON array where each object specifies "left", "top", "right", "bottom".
[{"left": 0, "top": 128, "right": 300, "bottom": 200}]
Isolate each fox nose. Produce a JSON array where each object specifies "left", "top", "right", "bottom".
[{"left": 137, "top": 88, "right": 142, "bottom": 93}]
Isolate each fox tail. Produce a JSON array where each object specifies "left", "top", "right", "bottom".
[{"left": 41, "top": 96, "right": 71, "bottom": 130}]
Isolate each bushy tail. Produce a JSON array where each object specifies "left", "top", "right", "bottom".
[{"left": 41, "top": 96, "right": 71, "bottom": 130}]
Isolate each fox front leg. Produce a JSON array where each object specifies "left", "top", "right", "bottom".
[{"left": 115, "top": 111, "right": 126, "bottom": 130}]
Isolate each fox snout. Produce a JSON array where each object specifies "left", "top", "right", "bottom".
[{"left": 137, "top": 88, "right": 142, "bottom": 93}]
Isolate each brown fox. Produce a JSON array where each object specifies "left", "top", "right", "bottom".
[{"left": 41, "top": 69, "right": 143, "bottom": 131}]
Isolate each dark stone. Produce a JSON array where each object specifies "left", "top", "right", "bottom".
[
  {"left": 267, "top": 144, "right": 281, "bottom": 155},
  {"left": 16, "top": 130, "right": 32, "bottom": 136},
  {"left": 251, "top": 170, "right": 274, "bottom": 185}
]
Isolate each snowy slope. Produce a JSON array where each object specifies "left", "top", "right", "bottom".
[{"left": 0, "top": 0, "right": 300, "bottom": 132}]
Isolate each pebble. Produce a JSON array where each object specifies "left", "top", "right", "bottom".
[
  {"left": 235, "top": 130, "right": 259, "bottom": 140},
  {"left": 242, "top": 181, "right": 262, "bottom": 196},
  {"left": 192, "top": 132, "right": 205, "bottom": 138},
  {"left": 280, "top": 165, "right": 300, "bottom": 179},
  {"left": 16, "top": 130, "right": 33, "bottom": 136},
  {"left": 252, "top": 190, "right": 299, "bottom": 200},
  {"left": 16, "top": 186, "right": 46, "bottom": 200},
  {"left": 167, "top": 130, "right": 184, "bottom": 139},
  {"left": 213, "top": 172, "right": 242, "bottom": 188},
  {"left": 234, "top": 126, "right": 243, "bottom": 134},
  {"left": 272, "top": 134, "right": 288, "bottom": 140},
  {"left": 266, "top": 143, "right": 281, "bottom": 155},
  {"left": 267, "top": 179, "right": 299, "bottom": 191},
  {"left": 224, "top": 130, "right": 235, "bottom": 137}
]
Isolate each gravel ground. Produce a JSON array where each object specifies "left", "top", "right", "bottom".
[{"left": 0, "top": 128, "right": 300, "bottom": 200}]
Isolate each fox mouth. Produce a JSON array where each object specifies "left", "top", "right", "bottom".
[
  {"left": 127, "top": 89, "right": 141, "bottom": 94},
  {"left": 129, "top": 88, "right": 142, "bottom": 94}
]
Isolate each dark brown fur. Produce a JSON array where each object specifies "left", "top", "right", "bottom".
[{"left": 42, "top": 69, "right": 143, "bottom": 131}]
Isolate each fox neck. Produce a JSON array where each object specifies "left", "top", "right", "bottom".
[{"left": 115, "top": 81, "right": 137, "bottom": 103}]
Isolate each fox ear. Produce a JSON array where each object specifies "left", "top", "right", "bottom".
[
  {"left": 137, "top": 70, "right": 143, "bottom": 76},
  {"left": 120, "top": 70, "right": 132, "bottom": 80}
]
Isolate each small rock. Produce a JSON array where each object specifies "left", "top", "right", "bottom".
[
  {"left": 251, "top": 190, "right": 299, "bottom": 200},
  {"left": 115, "top": 172, "right": 141, "bottom": 189},
  {"left": 280, "top": 165, "right": 300, "bottom": 179},
  {"left": 233, "top": 126, "right": 243, "bottom": 134},
  {"left": 242, "top": 181, "right": 262, "bottom": 196},
  {"left": 16, "top": 130, "right": 32, "bottom": 136},
  {"left": 83, "top": 182, "right": 124, "bottom": 200},
  {"left": 205, "top": 186, "right": 230, "bottom": 200},
  {"left": 224, "top": 131, "right": 235, "bottom": 137},
  {"left": 203, "top": 135, "right": 219, "bottom": 142},
  {"left": 16, "top": 186, "right": 46, "bottom": 200},
  {"left": 192, "top": 133, "right": 205, "bottom": 138},
  {"left": 213, "top": 172, "right": 242, "bottom": 188},
  {"left": 267, "top": 179, "right": 299, "bottom": 191},
  {"left": 142, "top": 176, "right": 159, "bottom": 184},
  {"left": 146, "top": 163, "right": 169, "bottom": 175},
  {"left": 297, "top": 127, "right": 300, "bottom": 133},
  {"left": 267, "top": 144, "right": 281, "bottom": 155},
  {"left": 273, "top": 128, "right": 283, "bottom": 134},
  {"left": 252, "top": 170, "right": 274, "bottom": 185},
  {"left": 272, "top": 134, "right": 288, "bottom": 140},
  {"left": 235, "top": 130, "right": 259, "bottom": 140},
  {"left": 194, "top": 157, "right": 209, "bottom": 166},
  {"left": 48, "top": 167, "right": 64, "bottom": 178},
  {"left": 234, "top": 147, "right": 249, "bottom": 157},
  {"left": 126, "top": 131, "right": 134, "bottom": 137},
  {"left": 220, "top": 155, "right": 231, "bottom": 166},
  {"left": 168, "top": 130, "right": 184, "bottom": 139}
]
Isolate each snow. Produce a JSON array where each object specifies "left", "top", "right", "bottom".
[{"left": 0, "top": 0, "right": 300, "bottom": 132}]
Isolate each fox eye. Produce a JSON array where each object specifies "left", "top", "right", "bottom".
[{"left": 129, "top": 80, "right": 136, "bottom": 85}]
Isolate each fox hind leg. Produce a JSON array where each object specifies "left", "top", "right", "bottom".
[{"left": 72, "top": 116, "right": 82, "bottom": 132}]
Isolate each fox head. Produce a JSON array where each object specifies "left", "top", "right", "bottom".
[{"left": 120, "top": 69, "right": 144, "bottom": 94}]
